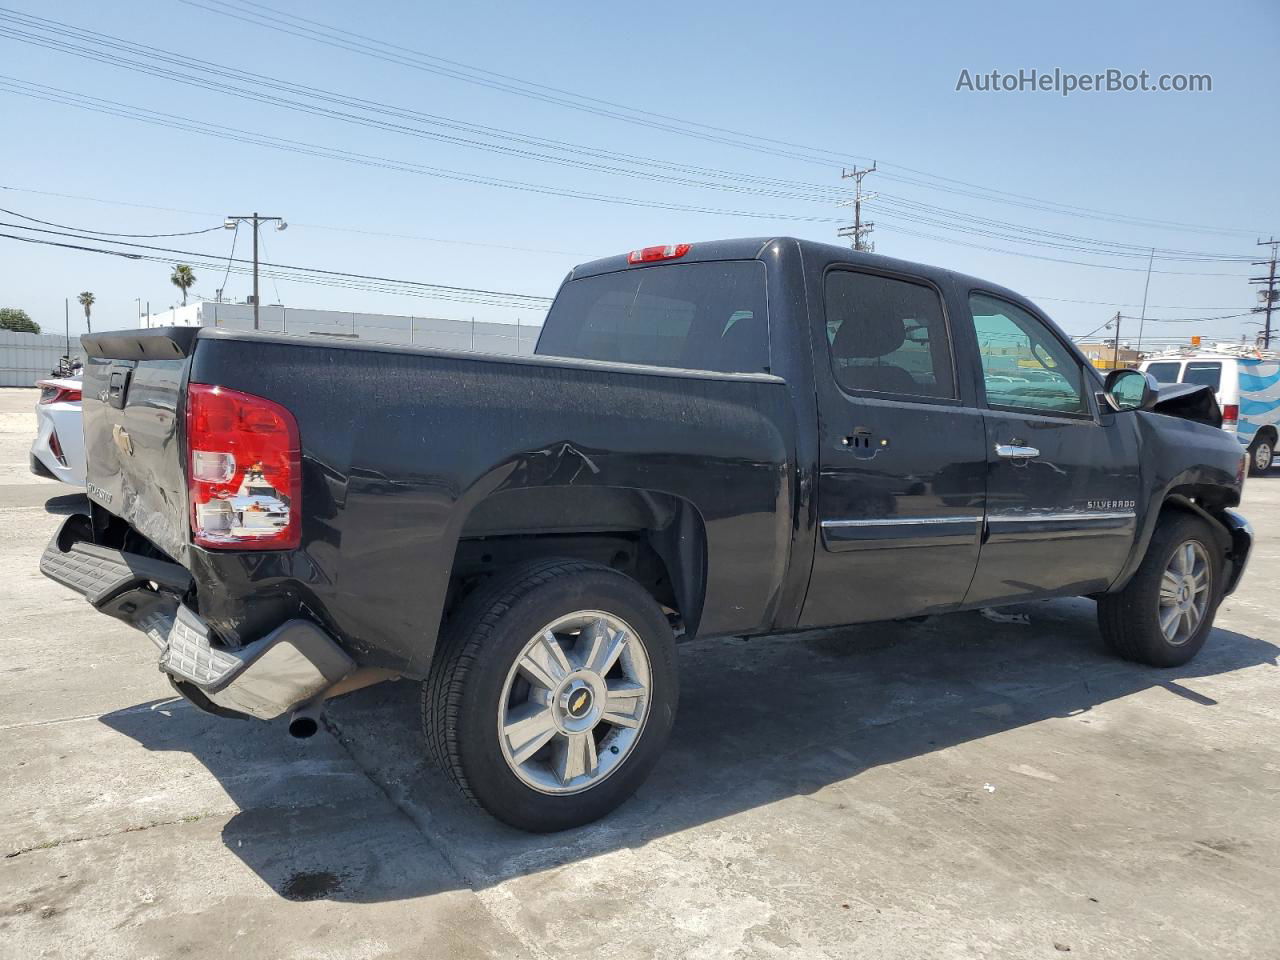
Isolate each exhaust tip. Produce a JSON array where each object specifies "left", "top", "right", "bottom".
[
  {"left": 288, "top": 712, "right": 320, "bottom": 739},
  {"left": 288, "top": 715, "right": 319, "bottom": 738}
]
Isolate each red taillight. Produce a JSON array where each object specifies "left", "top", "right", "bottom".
[
  {"left": 186, "top": 383, "right": 301, "bottom": 551},
  {"left": 37, "top": 381, "right": 82, "bottom": 405},
  {"left": 627, "top": 243, "right": 691, "bottom": 264},
  {"left": 1222, "top": 404, "right": 1238, "bottom": 425}
]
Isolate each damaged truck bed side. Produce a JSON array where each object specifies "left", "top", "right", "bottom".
[{"left": 42, "top": 237, "right": 1253, "bottom": 832}]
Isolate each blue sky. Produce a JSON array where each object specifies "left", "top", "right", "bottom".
[{"left": 1, "top": 0, "right": 1276, "bottom": 344}]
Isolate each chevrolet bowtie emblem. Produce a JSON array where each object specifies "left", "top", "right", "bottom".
[{"left": 112, "top": 424, "right": 133, "bottom": 456}]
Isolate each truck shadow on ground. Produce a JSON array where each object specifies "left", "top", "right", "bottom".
[{"left": 99, "top": 596, "right": 1278, "bottom": 903}]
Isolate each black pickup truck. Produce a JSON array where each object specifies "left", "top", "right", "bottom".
[{"left": 42, "top": 237, "right": 1253, "bottom": 831}]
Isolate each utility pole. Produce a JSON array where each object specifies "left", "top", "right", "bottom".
[
  {"left": 224, "top": 212, "right": 287, "bottom": 329},
  {"left": 1134, "top": 247, "right": 1155, "bottom": 358},
  {"left": 64, "top": 298, "right": 69, "bottom": 362},
  {"left": 1250, "top": 237, "right": 1279, "bottom": 350},
  {"left": 1111, "top": 312, "right": 1123, "bottom": 369},
  {"left": 837, "top": 163, "right": 877, "bottom": 252}
]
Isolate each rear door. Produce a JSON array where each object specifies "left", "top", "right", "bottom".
[
  {"left": 799, "top": 264, "right": 987, "bottom": 628},
  {"left": 961, "top": 292, "right": 1141, "bottom": 606},
  {"left": 81, "top": 330, "right": 197, "bottom": 563}
]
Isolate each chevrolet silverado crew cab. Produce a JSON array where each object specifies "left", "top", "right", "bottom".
[{"left": 42, "top": 238, "right": 1253, "bottom": 832}]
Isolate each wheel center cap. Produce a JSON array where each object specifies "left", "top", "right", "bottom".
[{"left": 560, "top": 683, "right": 594, "bottom": 720}]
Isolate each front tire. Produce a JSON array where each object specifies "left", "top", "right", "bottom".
[
  {"left": 1097, "top": 512, "right": 1223, "bottom": 667},
  {"left": 423, "top": 559, "right": 678, "bottom": 832}
]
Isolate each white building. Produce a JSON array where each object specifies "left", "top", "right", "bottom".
[{"left": 142, "top": 301, "right": 543, "bottom": 356}]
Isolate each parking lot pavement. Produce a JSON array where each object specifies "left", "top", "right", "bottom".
[{"left": 2, "top": 383, "right": 1278, "bottom": 959}]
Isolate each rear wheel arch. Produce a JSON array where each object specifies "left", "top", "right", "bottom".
[{"left": 445, "top": 486, "right": 708, "bottom": 639}]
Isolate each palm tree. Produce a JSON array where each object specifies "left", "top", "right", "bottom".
[
  {"left": 77, "top": 291, "right": 95, "bottom": 333},
  {"left": 170, "top": 264, "right": 196, "bottom": 306}
]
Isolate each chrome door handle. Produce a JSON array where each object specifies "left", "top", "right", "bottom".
[{"left": 995, "top": 443, "right": 1040, "bottom": 459}]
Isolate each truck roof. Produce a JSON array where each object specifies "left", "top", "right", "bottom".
[{"left": 567, "top": 236, "right": 1048, "bottom": 324}]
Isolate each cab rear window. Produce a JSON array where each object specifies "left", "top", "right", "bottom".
[{"left": 536, "top": 261, "right": 769, "bottom": 374}]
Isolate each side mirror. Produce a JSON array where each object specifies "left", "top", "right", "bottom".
[{"left": 1103, "top": 368, "right": 1158, "bottom": 412}]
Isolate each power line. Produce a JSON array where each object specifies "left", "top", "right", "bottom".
[
  {"left": 0, "top": 182, "right": 589, "bottom": 257},
  {"left": 0, "top": 11, "right": 858, "bottom": 206},
  {"left": 0, "top": 75, "right": 1257, "bottom": 280},
  {"left": 176, "top": 0, "right": 1266, "bottom": 239},
  {"left": 873, "top": 222, "right": 1253, "bottom": 278},
  {"left": 0, "top": 217, "right": 553, "bottom": 307},
  {"left": 0, "top": 204, "right": 222, "bottom": 237},
  {"left": 870, "top": 194, "right": 1252, "bottom": 261},
  {"left": 0, "top": 75, "right": 850, "bottom": 225},
  {"left": 0, "top": 8, "right": 1261, "bottom": 263},
  {"left": 4, "top": 234, "right": 548, "bottom": 309}
]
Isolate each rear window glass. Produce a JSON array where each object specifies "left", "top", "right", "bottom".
[
  {"left": 535, "top": 260, "right": 769, "bottom": 374},
  {"left": 1144, "top": 362, "right": 1181, "bottom": 383},
  {"left": 1182, "top": 362, "right": 1222, "bottom": 391}
]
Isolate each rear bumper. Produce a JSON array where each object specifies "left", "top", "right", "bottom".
[
  {"left": 39, "top": 515, "right": 354, "bottom": 719},
  {"left": 31, "top": 403, "right": 85, "bottom": 486},
  {"left": 1220, "top": 508, "right": 1253, "bottom": 597}
]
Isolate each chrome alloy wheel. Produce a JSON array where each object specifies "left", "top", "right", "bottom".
[
  {"left": 1158, "top": 540, "right": 1212, "bottom": 646},
  {"left": 498, "top": 611, "right": 651, "bottom": 795}
]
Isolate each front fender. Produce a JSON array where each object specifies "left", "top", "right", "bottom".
[{"left": 1106, "top": 412, "right": 1244, "bottom": 593}]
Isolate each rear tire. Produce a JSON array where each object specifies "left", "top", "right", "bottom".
[
  {"left": 1097, "top": 512, "right": 1223, "bottom": 667},
  {"left": 423, "top": 558, "right": 678, "bottom": 832},
  {"left": 1248, "top": 435, "right": 1274, "bottom": 476}
]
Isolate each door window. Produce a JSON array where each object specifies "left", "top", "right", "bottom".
[
  {"left": 824, "top": 271, "right": 955, "bottom": 399},
  {"left": 970, "top": 294, "right": 1088, "bottom": 416},
  {"left": 1144, "top": 361, "right": 1182, "bottom": 383}
]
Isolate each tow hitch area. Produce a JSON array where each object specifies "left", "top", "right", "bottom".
[{"left": 40, "top": 514, "right": 354, "bottom": 720}]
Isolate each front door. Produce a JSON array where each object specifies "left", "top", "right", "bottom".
[
  {"left": 799, "top": 266, "right": 988, "bottom": 628},
  {"left": 961, "top": 292, "right": 1142, "bottom": 606}
]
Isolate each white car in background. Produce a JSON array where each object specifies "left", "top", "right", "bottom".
[
  {"left": 1140, "top": 352, "right": 1280, "bottom": 475},
  {"left": 30, "top": 377, "right": 86, "bottom": 486}
]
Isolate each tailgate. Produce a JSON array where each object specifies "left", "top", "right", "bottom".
[{"left": 81, "top": 328, "right": 199, "bottom": 563}]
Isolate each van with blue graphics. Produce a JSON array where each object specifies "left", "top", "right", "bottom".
[{"left": 1141, "top": 352, "right": 1280, "bottom": 476}]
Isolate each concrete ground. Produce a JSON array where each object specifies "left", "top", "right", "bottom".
[{"left": 1, "top": 384, "right": 1277, "bottom": 959}]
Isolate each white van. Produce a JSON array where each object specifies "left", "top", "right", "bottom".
[{"left": 1140, "top": 353, "right": 1280, "bottom": 475}]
